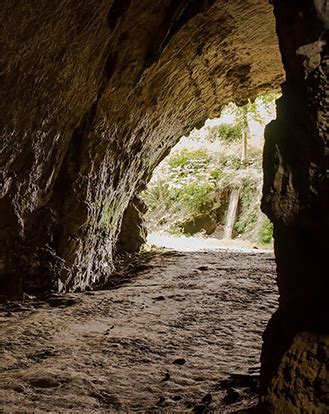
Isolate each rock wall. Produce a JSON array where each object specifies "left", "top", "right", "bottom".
[
  {"left": 0, "top": 0, "right": 283, "bottom": 296},
  {"left": 261, "top": 332, "right": 329, "bottom": 413},
  {"left": 260, "top": 0, "right": 329, "bottom": 409},
  {"left": 117, "top": 196, "right": 147, "bottom": 254}
]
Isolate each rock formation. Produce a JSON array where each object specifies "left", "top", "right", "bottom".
[
  {"left": 260, "top": 0, "right": 329, "bottom": 410},
  {"left": 1, "top": 0, "right": 328, "bottom": 411},
  {"left": 260, "top": 332, "right": 329, "bottom": 412},
  {"left": 0, "top": 0, "right": 283, "bottom": 295}
]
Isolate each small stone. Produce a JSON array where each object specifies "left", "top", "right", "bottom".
[
  {"left": 173, "top": 358, "right": 186, "bottom": 365},
  {"left": 104, "top": 326, "right": 115, "bottom": 335},
  {"left": 163, "top": 373, "right": 170, "bottom": 381}
]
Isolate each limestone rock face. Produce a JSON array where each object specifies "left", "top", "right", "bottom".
[
  {"left": 260, "top": 332, "right": 329, "bottom": 413},
  {"left": 0, "top": 0, "right": 283, "bottom": 294},
  {"left": 117, "top": 197, "right": 147, "bottom": 254},
  {"left": 260, "top": 0, "right": 329, "bottom": 404},
  {"left": 179, "top": 213, "right": 218, "bottom": 236}
]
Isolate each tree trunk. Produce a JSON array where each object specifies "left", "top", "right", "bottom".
[
  {"left": 223, "top": 188, "right": 240, "bottom": 239},
  {"left": 241, "top": 126, "right": 247, "bottom": 163},
  {"left": 241, "top": 109, "right": 249, "bottom": 163}
]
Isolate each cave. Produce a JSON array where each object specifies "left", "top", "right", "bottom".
[{"left": 1, "top": 0, "right": 328, "bottom": 412}]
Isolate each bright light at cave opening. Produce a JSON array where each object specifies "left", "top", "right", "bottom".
[{"left": 142, "top": 93, "right": 280, "bottom": 252}]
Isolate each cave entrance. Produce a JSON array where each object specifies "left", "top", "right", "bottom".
[
  {"left": 141, "top": 93, "right": 279, "bottom": 252},
  {"left": 1, "top": 0, "right": 328, "bottom": 409}
]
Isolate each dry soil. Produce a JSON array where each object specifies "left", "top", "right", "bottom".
[{"left": 0, "top": 249, "right": 278, "bottom": 413}]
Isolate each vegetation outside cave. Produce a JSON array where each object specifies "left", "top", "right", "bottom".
[{"left": 141, "top": 94, "right": 279, "bottom": 250}]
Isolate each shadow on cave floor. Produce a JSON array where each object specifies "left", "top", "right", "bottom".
[{"left": 0, "top": 249, "right": 278, "bottom": 413}]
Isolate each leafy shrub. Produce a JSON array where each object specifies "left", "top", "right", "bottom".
[
  {"left": 142, "top": 93, "right": 278, "bottom": 243},
  {"left": 235, "top": 210, "right": 258, "bottom": 235},
  {"left": 143, "top": 181, "right": 172, "bottom": 212},
  {"left": 234, "top": 178, "right": 260, "bottom": 235},
  {"left": 259, "top": 218, "right": 274, "bottom": 244},
  {"left": 142, "top": 148, "right": 220, "bottom": 233},
  {"left": 143, "top": 145, "right": 263, "bottom": 238},
  {"left": 207, "top": 123, "right": 242, "bottom": 143},
  {"left": 168, "top": 149, "right": 211, "bottom": 172},
  {"left": 174, "top": 183, "right": 215, "bottom": 213}
]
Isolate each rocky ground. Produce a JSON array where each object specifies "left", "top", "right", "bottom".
[{"left": 0, "top": 249, "right": 278, "bottom": 413}]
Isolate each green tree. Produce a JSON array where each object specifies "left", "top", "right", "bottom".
[
  {"left": 220, "top": 93, "right": 278, "bottom": 239},
  {"left": 223, "top": 93, "right": 278, "bottom": 163},
  {"left": 207, "top": 123, "right": 242, "bottom": 143}
]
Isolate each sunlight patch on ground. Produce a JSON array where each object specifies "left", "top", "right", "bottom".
[{"left": 147, "top": 232, "right": 272, "bottom": 253}]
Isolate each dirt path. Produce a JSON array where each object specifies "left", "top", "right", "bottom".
[
  {"left": 147, "top": 232, "right": 272, "bottom": 253},
  {"left": 0, "top": 249, "right": 278, "bottom": 413}
]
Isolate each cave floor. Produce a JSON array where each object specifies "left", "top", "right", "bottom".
[{"left": 0, "top": 249, "right": 278, "bottom": 413}]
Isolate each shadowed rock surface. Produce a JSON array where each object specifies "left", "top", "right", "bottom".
[
  {"left": 259, "top": 1, "right": 329, "bottom": 409},
  {"left": 261, "top": 332, "right": 329, "bottom": 413}
]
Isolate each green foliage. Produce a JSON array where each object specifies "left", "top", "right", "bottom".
[
  {"left": 259, "top": 218, "right": 274, "bottom": 244},
  {"left": 143, "top": 148, "right": 220, "bottom": 234},
  {"left": 174, "top": 183, "right": 215, "bottom": 213},
  {"left": 235, "top": 210, "right": 258, "bottom": 235},
  {"left": 142, "top": 92, "right": 278, "bottom": 244},
  {"left": 222, "top": 93, "right": 279, "bottom": 127},
  {"left": 207, "top": 124, "right": 242, "bottom": 143},
  {"left": 143, "top": 145, "right": 262, "bottom": 236},
  {"left": 233, "top": 178, "right": 259, "bottom": 235},
  {"left": 144, "top": 181, "right": 172, "bottom": 212},
  {"left": 168, "top": 149, "right": 211, "bottom": 171}
]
